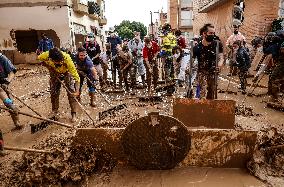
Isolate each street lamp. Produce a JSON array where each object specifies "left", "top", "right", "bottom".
[{"left": 150, "top": 11, "right": 159, "bottom": 37}]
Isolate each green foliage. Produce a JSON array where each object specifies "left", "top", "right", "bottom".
[
  {"left": 271, "top": 18, "right": 284, "bottom": 32},
  {"left": 114, "top": 20, "right": 147, "bottom": 40}
]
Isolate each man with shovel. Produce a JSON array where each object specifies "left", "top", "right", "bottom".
[
  {"left": 193, "top": 24, "right": 224, "bottom": 99},
  {"left": 143, "top": 36, "right": 160, "bottom": 94},
  {"left": 38, "top": 48, "right": 80, "bottom": 123},
  {"left": 74, "top": 47, "right": 98, "bottom": 107},
  {"left": 0, "top": 53, "right": 23, "bottom": 130}
]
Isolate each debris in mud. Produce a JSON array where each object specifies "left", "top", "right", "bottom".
[
  {"left": 1, "top": 130, "right": 115, "bottom": 187},
  {"left": 0, "top": 109, "right": 140, "bottom": 186},
  {"left": 30, "top": 88, "right": 50, "bottom": 98},
  {"left": 235, "top": 105, "right": 261, "bottom": 117},
  {"left": 81, "top": 108, "right": 140, "bottom": 128},
  {"left": 247, "top": 128, "right": 284, "bottom": 186}
]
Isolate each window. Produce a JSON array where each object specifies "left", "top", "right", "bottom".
[
  {"left": 180, "top": 0, "right": 193, "bottom": 8},
  {"left": 180, "top": 10, "right": 193, "bottom": 27},
  {"left": 279, "top": 0, "right": 284, "bottom": 17}
]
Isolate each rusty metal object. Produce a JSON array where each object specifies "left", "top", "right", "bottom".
[
  {"left": 173, "top": 98, "right": 236, "bottom": 129},
  {"left": 121, "top": 112, "right": 191, "bottom": 170},
  {"left": 72, "top": 127, "right": 257, "bottom": 168},
  {"left": 72, "top": 128, "right": 125, "bottom": 159},
  {"left": 182, "top": 129, "right": 257, "bottom": 168}
]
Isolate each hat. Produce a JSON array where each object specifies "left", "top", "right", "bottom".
[{"left": 109, "top": 27, "right": 115, "bottom": 33}]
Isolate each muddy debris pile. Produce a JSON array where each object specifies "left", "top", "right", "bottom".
[
  {"left": 2, "top": 126, "right": 119, "bottom": 186},
  {"left": 79, "top": 108, "right": 140, "bottom": 128},
  {"left": 1, "top": 130, "right": 102, "bottom": 186},
  {"left": 235, "top": 105, "right": 260, "bottom": 117},
  {"left": 248, "top": 128, "right": 284, "bottom": 186}
]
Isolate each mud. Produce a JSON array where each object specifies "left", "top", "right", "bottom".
[
  {"left": 248, "top": 128, "right": 284, "bottom": 187},
  {"left": 0, "top": 109, "right": 141, "bottom": 186},
  {"left": 0, "top": 65, "right": 283, "bottom": 186},
  {"left": 235, "top": 105, "right": 261, "bottom": 117}
]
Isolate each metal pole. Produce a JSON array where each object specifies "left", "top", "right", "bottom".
[{"left": 150, "top": 11, "right": 154, "bottom": 36}]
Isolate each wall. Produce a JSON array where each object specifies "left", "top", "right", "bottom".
[
  {"left": 193, "top": 0, "right": 280, "bottom": 44},
  {"left": 0, "top": 6, "right": 70, "bottom": 64},
  {"left": 69, "top": 10, "right": 103, "bottom": 49}
]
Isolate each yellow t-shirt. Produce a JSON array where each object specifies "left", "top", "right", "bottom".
[
  {"left": 161, "top": 32, "right": 177, "bottom": 53},
  {"left": 38, "top": 51, "right": 80, "bottom": 82}
]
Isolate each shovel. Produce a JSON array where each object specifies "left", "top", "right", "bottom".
[
  {"left": 56, "top": 77, "right": 95, "bottom": 124},
  {"left": 77, "top": 71, "right": 127, "bottom": 120}
]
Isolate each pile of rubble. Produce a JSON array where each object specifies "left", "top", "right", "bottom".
[
  {"left": 248, "top": 128, "right": 284, "bottom": 186},
  {"left": 235, "top": 105, "right": 260, "bottom": 117},
  {"left": 79, "top": 108, "right": 140, "bottom": 128},
  {"left": 1, "top": 109, "right": 140, "bottom": 186},
  {"left": 1, "top": 130, "right": 101, "bottom": 186}
]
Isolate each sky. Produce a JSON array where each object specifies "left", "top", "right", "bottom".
[{"left": 105, "top": 0, "right": 168, "bottom": 29}]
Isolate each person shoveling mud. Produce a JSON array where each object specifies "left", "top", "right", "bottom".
[
  {"left": 0, "top": 53, "right": 23, "bottom": 130},
  {"left": 0, "top": 109, "right": 140, "bottom": 186}
]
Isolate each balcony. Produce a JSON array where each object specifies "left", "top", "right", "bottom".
[
  {"left": 99, "top": 17, "right": 107, "bottom": 26},
  {"left": 73, "top": 0, "right": 89, "bottom": 15},
  {"left": 198, "top": 0, "right": 228, "bottom": 13}
]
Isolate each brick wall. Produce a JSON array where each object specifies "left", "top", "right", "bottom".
[
  {"left": 168, "top": 0, "right": 179, "bottom": 29},
  {"left": 193, "top": 0, "right": 279, "bottom": 45}
]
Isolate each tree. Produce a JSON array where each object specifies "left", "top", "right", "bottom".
[{"left": 114, "top": 20, "right": 147, "bottom": 40}]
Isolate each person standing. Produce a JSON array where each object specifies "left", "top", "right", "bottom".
[
  {"left": 38, "top": 48, "right": 80, "bottom": 122},
  {"left": 74, "top": 47, "right": 98, "bottom": 107},
  {"left": 160, "top": 23, "right": 177, "bottom": 83},
  {"left": 226, "top": 25, "right": 246, "bottom": 76},
  {"left": 83, "top": 33, "right": 102, "bottom": 83},
  {"left": 116, "top": 45, "right": 133, "bottom": 91},
  {"left": 128, "top": 31, "right": 146, "bottom": 88},
  {"left": 232, "top": 40, "right": 251, "bottom": 94},
  {"left": 193, "top": 24, "right": 224, "bottom": 99},
  {"left": 107, "top": 29, "right": 122, "bottom": 88},
  {"left": 36, "top": 33, "right": 54, "bottom": 54},
  {"left": 0, "top": 53, "right": 23, "bottom": 129},
  {"left": 143, "top": 36, "right": 160, "bottom": 94}
]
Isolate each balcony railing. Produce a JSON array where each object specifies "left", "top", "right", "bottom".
[
  {"left": 73, "top": 0, "right": 89, "bottom": 15},
  {"left": 198, "top": 0, "right": 228, "bottom": 13},
  {"left": 99, "top": 17, "right": 107, "bottom": 26}
]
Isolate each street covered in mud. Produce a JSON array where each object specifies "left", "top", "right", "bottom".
[{"left": 0, "top": 0, "right": 284, "bottom": 187}]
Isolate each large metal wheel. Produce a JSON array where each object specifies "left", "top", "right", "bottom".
[{"left": 121, "top": 112, "right": 191, "bottom": 170}]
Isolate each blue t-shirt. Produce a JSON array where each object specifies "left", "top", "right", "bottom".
[
  {"left": 107, "top": 36, "right": 122, "bottom": 56},
  {"left": 38, "top": 38, "right": 54, "bottom": 52},
  {"left": 0, "top": 53, "right": 16, "bottom": 80}
]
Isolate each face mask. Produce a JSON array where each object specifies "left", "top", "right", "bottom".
[
  {"left": 205, "top": 35, "right": 214, "bottom": 42},
  {"left": 234, "top": 30, "right": 239, "bottom": 35}
]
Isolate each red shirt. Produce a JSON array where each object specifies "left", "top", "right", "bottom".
[
  {"left": 143, "top": 41, "right": 160, "bottom": 61},
  {"left": 177, "top": 36, "right": 186, "bottom": 49}
]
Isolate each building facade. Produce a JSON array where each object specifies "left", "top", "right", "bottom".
[
  {"left": 193, "top": 0, "right": 283, "bottom": 45},
  {"left": 0, "top": 0, "right": 107, "bottom": 64},
  {"left": 167, "top": 0, "right": 194, "bottom": 37}
]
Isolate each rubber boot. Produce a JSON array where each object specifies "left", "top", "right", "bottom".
[
  {"left": 141, "top": 74, "right": 146, "bottom": 88},
  {"left": 89, "top": 92, "right": 96, "bottom": 107},
  {"left": 4, "top": 99, "right": 23, "bottom": 130}
]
